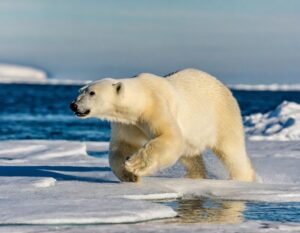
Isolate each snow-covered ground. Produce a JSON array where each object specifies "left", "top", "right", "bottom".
[{"left": 0, "top": 139, "right": 299, "bottom": 232}]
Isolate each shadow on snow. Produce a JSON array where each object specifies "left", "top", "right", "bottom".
[{"left": 0, "top": 165, "right": 119, "bottom": 183}]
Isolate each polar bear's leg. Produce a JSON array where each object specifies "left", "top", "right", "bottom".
[
  {"left": 180, "top": 155, "right": 206, "bottom": 179},
  {"left": 109, "top": 142, "right": 140, "bottom": 182},
  {"left": 125, "top": 109, "right": 185, "bottom": 176},
  {"left": 109, "top": 123, "right": 147, "bottom": 182},
  {"left": 125, "top": 134, "right": 184, "bottom": 176},
  {"left": 213, "top": 145, "right": 256, "bottom": 182}
]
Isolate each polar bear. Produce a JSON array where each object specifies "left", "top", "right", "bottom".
[{"left": 70, "top": 69, "right": 256, "bottom": 182}]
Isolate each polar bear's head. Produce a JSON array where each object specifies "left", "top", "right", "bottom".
[{"left": 70, "top": 78, "right": 125, "bottom": 120}]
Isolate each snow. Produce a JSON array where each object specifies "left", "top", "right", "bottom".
[
  {"left": 245, "top": 101, "right": 300, "bottom": 140},
  {"left": 229, "top": 83, "right": 300, "bottom": 91},
  {"left": 0, "top": 140, "right": 177, "bottom": 225},
  {"left": 0, "top": 139, "right": 299, "bottom": 232}
]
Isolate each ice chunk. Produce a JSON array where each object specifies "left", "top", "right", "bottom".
[
  {"left": 32, "top": 178, "right": 56, "bottom": 188},
  {"left": 245, "top": 101, "right": 300, "bottom": 140}
]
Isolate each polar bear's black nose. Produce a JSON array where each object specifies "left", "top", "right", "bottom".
[{"left": 70, "top": 102, "right": 78, "bottom": 112}]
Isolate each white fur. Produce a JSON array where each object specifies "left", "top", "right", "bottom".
[{"left": 74, "top": 69, "right": 256, "bottom": 182}]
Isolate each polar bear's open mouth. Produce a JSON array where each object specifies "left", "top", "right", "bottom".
[{"left": 75, "top": 109, "right": 90, "bottom": 117}]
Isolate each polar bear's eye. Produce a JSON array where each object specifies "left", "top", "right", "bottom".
[{"left": 89, "top": 91, "right": 95, "bottom": 96}]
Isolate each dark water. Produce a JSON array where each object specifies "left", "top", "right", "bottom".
[
  {"left": 0, "top": 84, "right": 300, "bottom": 141},
  {"left": 0, "top": 84, "right": 110, "bottom": 141},
  {"left": 158, "top": 198, "right": 300, "bottom": 224}
]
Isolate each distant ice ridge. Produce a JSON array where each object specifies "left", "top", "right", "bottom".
[
  {"left": 245, "top": 101, "right": 300, "bottom": 141},
  {"left": 0, "top": 64, "right": 47, "bottom": 82},
  {"left": 0, "top": 63, "right": 89, "bottom": 85},
  {"left": 229, "top": 83, "right": 300, "bottom": 91},
  {"left": 1, "top": 63, "right": 300, "bottom": 89}
]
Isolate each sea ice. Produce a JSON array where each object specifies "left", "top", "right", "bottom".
[
  {"left": 245, "top": 101, "right": 300, "bottom": 140},
  {"left": 0, "top": 139, "right": 299, "bottom": 229}
]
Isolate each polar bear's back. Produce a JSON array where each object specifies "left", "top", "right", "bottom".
[
  {"left": 165, "top": 68, "right": 225, "bottom": 96},
  {"left": 165, "top": 69, "right": 244, "bottom": 153},
  {"left": 165, "top": 69, "right": 233, "bottom": 108}
]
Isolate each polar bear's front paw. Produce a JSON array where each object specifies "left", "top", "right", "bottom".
[
  {"left": 125, "top": 152, "right": 155, "bottom": 176},
  {"left": 121, "top": 169, "right": 140, "bottom": 182}
]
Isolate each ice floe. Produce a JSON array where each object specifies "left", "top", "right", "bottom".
[
  {"left": 245, "top": 101, "right": 300, "bottom": 140},
  {"left": 0, "top": 139, "right": 299, "bottom": 229},
  {"left": 0, "top": 140, "right": 177, "bottom": 225}
]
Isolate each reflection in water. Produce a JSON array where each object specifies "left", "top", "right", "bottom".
[
  {"left": 157, "top": 198, "right": 245, "bottom": 224},
  {"left": 157, "top": 198, "right": 300, "bottom": 224}
]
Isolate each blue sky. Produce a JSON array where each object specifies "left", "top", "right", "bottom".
[{"left": 0, "top": 0, "right": 299, "bottom": 84}]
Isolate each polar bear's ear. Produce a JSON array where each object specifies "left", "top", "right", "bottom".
[{"left": 113, "top": 82, "right": 123, "bottom": 95}]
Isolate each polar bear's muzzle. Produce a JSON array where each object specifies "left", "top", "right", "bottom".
[{"left": 70, "top": 101, "right": 91, "bottom": 117}]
